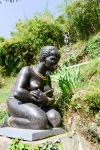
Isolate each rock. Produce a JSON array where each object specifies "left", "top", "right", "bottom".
[
  {"left": 0, "top": 136, "right": 10, "bottom": 150},
  {"left": 0, "top": 132, "right": 91, "bottom": 150}
]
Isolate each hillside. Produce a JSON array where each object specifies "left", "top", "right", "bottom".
[
  {"left": 51, "top": 32, "right": 100, "bottom": 149},
  {"left": 0, "top": 32, "right": 99, "bottom": 149}
]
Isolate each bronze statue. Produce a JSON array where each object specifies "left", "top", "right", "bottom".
[{"left": 7, "top": 46, "right": 61, "bottom": 130}]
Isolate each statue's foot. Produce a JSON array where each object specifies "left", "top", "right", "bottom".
[
  {"left": 7, "top": 116, "right": 14, "bottom": 127},
  {"left": 7, "top": 117, "right": 32, "bottom": 129},
  {"left": 6, "top": 116, "right": 48, "bottom": 130}
]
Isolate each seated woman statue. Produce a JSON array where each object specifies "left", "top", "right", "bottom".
[{"left": 7, "top": 46, "right": 61, "bottom": 130}]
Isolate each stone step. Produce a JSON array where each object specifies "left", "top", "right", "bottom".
[{"left": 0, "top": 131, "right": 91, "bottom": 150}]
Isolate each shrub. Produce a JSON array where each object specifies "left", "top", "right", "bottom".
[
  {"left": 0, "top": 78, "right": 4, "bottom": 88},
  {"left": 59, "top": 0, "right": 100, "bottom": 42},
  {"left": 0, "top": 15, "right": 64, "bottom": 75},
  {"left": 85, "top": 90, "right": 100, "bottom": 111},
  {"left": 85, "top": 36, "right": 100, "bottom": 59},
  {"left": 8, "top": 139, "right": 63, "bottom": 150}
]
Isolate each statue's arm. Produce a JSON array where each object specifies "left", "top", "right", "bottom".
[
  {"left": 13, "top": 66, "right": 33, "bottom": 102},
  {"left": 44, "top": 76, "right": 55, "bottom": 106},
  {"left": 30, "top": 76, "right": 54, "bottom": 106}
]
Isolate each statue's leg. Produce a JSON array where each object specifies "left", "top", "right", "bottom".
[
  {"left": 46, "top": 109, "right": 61, "bottom": 128},
  {"left": 7, "top": 98, "right": 48, "bottom": 129}
]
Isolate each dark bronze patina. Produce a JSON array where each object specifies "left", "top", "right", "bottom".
[{"left": 7, "top": 46, "right": 61, "bottom": 130}]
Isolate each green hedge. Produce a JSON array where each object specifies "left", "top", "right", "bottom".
[{"left": 0, "top": 16, "right": 64, "bottom": 75}]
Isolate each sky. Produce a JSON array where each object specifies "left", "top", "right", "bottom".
[{"left": 0, "top": 0, "right": 64, "bottom": 38}]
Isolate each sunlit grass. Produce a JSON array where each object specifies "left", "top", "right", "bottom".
[{"left": 0, "top": 76, "right": 16, "bottom": 103}]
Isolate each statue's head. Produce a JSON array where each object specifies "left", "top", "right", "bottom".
[{"left": 40, "top": 46, "right": 61, "bottom": 72}]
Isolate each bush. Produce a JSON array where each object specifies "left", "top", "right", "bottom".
[
  {"left": 85, "top": 36, "right": 100, "bottom": 59},
  {"left": 59, "top": 0, "right": 100, "bottom": 42},
  {"left": 0, "top": 77, "right": 4, "bottom": 88},
  {"left": 0, "top": 77, "right": 3, "bottom": 88},
  {"left": 0, "top": 15, "right": 64, "bottom": 75},
  {"left": 8, "top": 139, "right": 63, "bottom": 150},
  {"left": 85, "top": 90, "right": 100, "bottom": 111}
]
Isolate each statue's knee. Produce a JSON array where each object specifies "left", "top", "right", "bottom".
[{"left": 47, "top": 109, "right": 61, "bottom": 127}]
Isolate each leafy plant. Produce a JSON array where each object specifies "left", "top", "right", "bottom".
[
  {"left": 85, "top": 36, "right": 100, "bottom": 59},
  {"left": 8, "top": 139, "right": 31, "bottom": 150},
  {"left": 39, "top": 141, "right": 62, "bottom": 150},
  {"left": 8, "top": 139, "right": 63, "bottom": 150},
  {"left": 0, "top": 110, "right": 7, "bottom": 126},
  {"left": 53, "top": 65, "right": 80, "bottom": 107}
]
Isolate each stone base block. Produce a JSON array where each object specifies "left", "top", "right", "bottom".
[{"left": 0, "top": 127, "right": 65, "bottom": 141}]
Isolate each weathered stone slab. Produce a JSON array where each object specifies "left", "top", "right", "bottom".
[
  {"left": 0, "top": 127, "right": 65, "bottom": 141},
  {"left": 0, "top": 133, "right": 92, "bottom": 150}
]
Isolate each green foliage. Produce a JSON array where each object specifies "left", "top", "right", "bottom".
[
  {"left": 85, "top": 36, "right": 100, "bottom": 59},
  {"left": 71, "top": 58, "right": 100, "bottom": 113},
  {"left": 0, "top": 0, "right": 99, "bottom": 75},
  {"left": 0, "top": 15, "right": 63, "bottom": 75},
  {"left": 80, "top": 58, "right": 100, "bottom": 82},
  {"left": 70, "top": 98, "right": 81, "bottom": 111},
  {"left": 59, "top": 0, "right": 100, "bottom": 42},
  {"left": 62, "top": 33, "right": 100, "bottom": 67},
  {"left": 8, "top": 139, "right": 31, "bottom": 150},
  {"left": 85, "top": 90, "right": 100, "bottom": 111},
  {"left": 0, "top": 76, "right": 16, "bottom": 103},
  {"left": 0, "top": 110, "right": 7, "bottom": 126},
  {"left": 0, "top": 75, "right": 4, "bottom": 88},
  {"left": 8, "top": 139, "right": 63, "bottom": 150},
  {"left": 53, "top": 65, "right": 80, "bottom": 107},
  {"left": 39, "top": 141, "right": 63, "bottom": 150}
]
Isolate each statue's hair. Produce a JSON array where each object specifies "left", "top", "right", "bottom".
[{"left": 40, "top": 46, "right": 60, "bottom": 62}]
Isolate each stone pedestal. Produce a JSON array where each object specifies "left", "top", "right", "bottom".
[{"left": 0, "top": 127, "right": 65, "bottom": 141}]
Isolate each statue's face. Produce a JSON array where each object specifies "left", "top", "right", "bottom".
[{"left": 45, "top": 50, "right": 60, "bottom": 72}]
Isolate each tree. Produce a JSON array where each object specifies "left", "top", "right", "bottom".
[{"left": 0, "top": 0, "right": 19, "bottom": 3}]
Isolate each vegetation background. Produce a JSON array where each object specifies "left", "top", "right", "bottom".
[{"left": 0, "top": 0, "right": 100, "bottom": 149}]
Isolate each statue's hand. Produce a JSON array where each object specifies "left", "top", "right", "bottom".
[
  {"left": 47, "top": 97, "right": 55, "bottom": 106},
  {"left": 30, "top": 89, "right": 48, "bottom": 106}
]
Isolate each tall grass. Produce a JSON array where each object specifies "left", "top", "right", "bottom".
[{"left": 52, "top": 65, "right": 80, "bottom": 107}]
